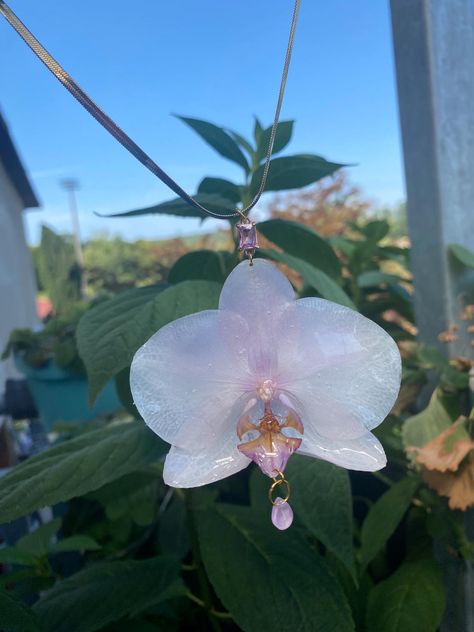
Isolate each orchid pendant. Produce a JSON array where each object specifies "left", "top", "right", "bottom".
[{"left": 130, "top": 259, "right": 401, "bottom": 529}]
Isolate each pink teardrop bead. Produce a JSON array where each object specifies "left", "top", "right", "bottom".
[{"left": 271, "top": 497, "right": 293, "bottom": 530}]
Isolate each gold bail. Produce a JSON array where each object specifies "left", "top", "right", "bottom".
[{"left": 268, "top": 470, "right": 291, "bottom": 506}]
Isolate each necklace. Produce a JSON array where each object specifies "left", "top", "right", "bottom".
[
  {"left": 1, "top": 3, "right": 404, "bottom": 530},
  {"left": 0, "top": 0, "right": 301, "bottom": 221}
]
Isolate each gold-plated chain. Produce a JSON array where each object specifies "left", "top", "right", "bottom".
[{"left": 0, "top": 0, "right": 301, "bottom": 220}]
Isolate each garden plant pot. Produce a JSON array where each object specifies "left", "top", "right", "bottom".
[{"left": 14, "top": 354, "right": 121, "bottom": 431}]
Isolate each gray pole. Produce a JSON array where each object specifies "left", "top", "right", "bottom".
[
  {"left": 61, "top": 179, "right": 83, "bottom": 267},
  {"left": 60, "top": 178, "right": 86, "bottom": 298},
  {"left": 390, "top": 1, "right": 474, "bottom": 630},
  {"left": 390, "top": 0, "right": 474, "bottom": 359}
]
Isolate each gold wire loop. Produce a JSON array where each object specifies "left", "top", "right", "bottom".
[
  {"left": 268, "top": 471, "right": 291, "bottom": 505},
  {"left": 235, "top": 208, "right": 248, "bottom": 222}
]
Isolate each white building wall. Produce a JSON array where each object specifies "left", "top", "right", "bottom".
[{"left": 0, "top": 160, "right": 38, "bottom": 390}]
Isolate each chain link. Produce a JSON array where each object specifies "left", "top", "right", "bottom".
[{"left": 0, "top": 0, "right": 301, "bottom": 219}]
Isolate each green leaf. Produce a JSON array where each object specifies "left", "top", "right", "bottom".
[
  {"left": 257, "top": 218, "right": 341, "bottom": 279},
  {"left": 197, "top": 177, "right": 241, "bottom": 204},
  {"left": 402, "top": 388, "right": 459, "bottom": 452},
  {"left": 356, "top": 220, "right": 390, "bottom": 242},
  {"left": 449, "top": 243, "right": 474, "bottom": 268},
  {"left": 98, "top": 193, "right": 235, "bottom": 219},
  {"left": 2, "top": 329, "right": 35, "bottom": 361},
  {"left": 253, "top": 117, "right": 264, "bottom": 144},
  {"left": 326, "top": 554, "right": 373, "bottom": 632},
  {"left": 77, "top": 280, "right": 220, "bottom": 402},
  {"left": 329, "top": 235, "right": 356, "bottom": 258},
  {"left": 48, "top": 535, "right": 101, "bottom": 554},
  {"left": 37, "top": 225, "right": 81, "bottom": 316},
  {"left": 16, "top": 518, "right": 62, "bottom": 557},
  {"left": 415, "top": 346, "right": 470, "bottom": 389},
  {"left": 196, "top": 503, "right": 355, "bottom": 632},
  {"left": 255, "top": 120, "right": 294, "bottom": 162},
  {"left": 100, "top": 622, "right": 159, "bottom": 632},
  {"left": 360, "top": 477, "right": 419, "bottom": 569},
  {"left": 0, "top": 588, "right": 42, "bottom": 632},
  {"left": 89, "top": 471, "right": 159, "bottom": 527},
  {"left": 285, "top": 455, "right": 355, "bottom": 577},
  {"left": 378, "top": 244, "right": 410, "bottom": 260},
  {"left": 114, "top": 367, "right": 137, "bottom": 417},
  {"left": 416, "top": 346, "right": 448, "bottom": 369},
  {"left": 77, "top": 284, "right": 163, "bottom": 400},
  {"left": 261, "top": 249, "right": 356, "bottom": 309},
  {"left": 33, "top": 556, "right": 184, "bottom": 632},
  {"left": 249, "top": 468, "right": 270, "bottom": 515},
  {"left": 0, "top": 422, "right": 166, "bottom": 523},
  {"left": 348, "top": 240, "right": 379, "bottom": 275},
  {"left": 357, "top": 271, "right": 402, "bottom": 288},
  {"left": 366, "top": 558, "right": 445, "bottom": 632},
  {"left": 227, "top": 129, "right": 255, "bottom": 157},
  {"left": 168, "top": 250, "right": 227, "bottom": 284},
  {"left": 387, "top": 284, "right": 414, "bottom": 316},
  {"left": 176, "top": 115, "right": 249, "bottom": 171},
  {"left": 158, "top": 495, "right": 190, "bottom": 559},
  {"left": 440, "top": 364, "right": 469, "bottom": 389},
  {"left": 0, "top": 547, "right": 38, "bottom": 566},
  {"left": 250, "top": 154, "right": 345, "bottom": 196},
  {"left": 53, "top": 338, "right": 78, "bottom": 369}
]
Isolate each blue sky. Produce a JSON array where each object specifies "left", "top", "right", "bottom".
[{"left": 0, "top": 0, "right": 404, "bottom": 244}]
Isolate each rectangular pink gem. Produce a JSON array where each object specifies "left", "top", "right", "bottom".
[{"left": 236, "top": 222, "right": 258, "bottom": 250}]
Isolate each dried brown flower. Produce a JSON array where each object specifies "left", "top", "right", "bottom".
[
  {"left": 410, "top": 419, "right": 474, "bottom": 511},
  {"left": 460, "top": 305, "right": 474, "bottom": 321},
  {"left": 438, "top": 325, "right": 460, "bottom": 343}
]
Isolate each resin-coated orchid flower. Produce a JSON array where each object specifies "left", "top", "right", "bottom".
[{"left": 131, "top": 259, "right": 401, "bottom": 493}]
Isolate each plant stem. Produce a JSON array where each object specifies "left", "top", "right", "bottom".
[
  {"left": 372, "top": 471, "right": 394, "bottom": 487},
  {"left": 186, "top": 592, "right": 232, "bottom": 620},
  {"left": 211, "top": 608, "right": 233, "bottom": 619},
  {"left": 186, "top": 591, "right": 205, "bottom": 607},
  {"left": 349, "top": 275, "right": 361, "bottom": 309}
]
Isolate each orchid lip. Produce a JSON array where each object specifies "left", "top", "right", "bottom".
[{"left": 237, "top": 402, "right": 304, "bottom": 477}]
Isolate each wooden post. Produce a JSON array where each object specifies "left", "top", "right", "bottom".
[{"left": 390, "top": 2, "right": 474, "bottom": 630}]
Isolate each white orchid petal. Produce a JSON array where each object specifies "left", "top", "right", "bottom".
[
  {"left": 131, "top": 260, "right": 401, "bottom": 488},
  {"left": 219, "top": 259, "right": 295, "bottom": 377},
  {"left": 130, "top": 309, "right": 252, "bottom": 449},
  {"left": 219, "top": 258, "right": 295, "bottom": 319},
  {"left": 275, "top": 298, "right": 401, "bottom": 440},
  {"left": 298, "top": 430, "right": 387, "bottom": 471},
  {"left": 164, "top": 437, "right": 250, "bottom": 488}
]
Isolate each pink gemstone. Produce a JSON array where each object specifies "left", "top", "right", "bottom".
[
  {"left": 271, "top": 497, "right": 293, "bottom": 530},
  {"left": 236, "top": 221, "right": 258, "bottom": 251}
]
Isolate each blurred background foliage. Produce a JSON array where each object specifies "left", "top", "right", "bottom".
[{"left": 1, "top": 116, "right": 473, "bottom": 632}]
